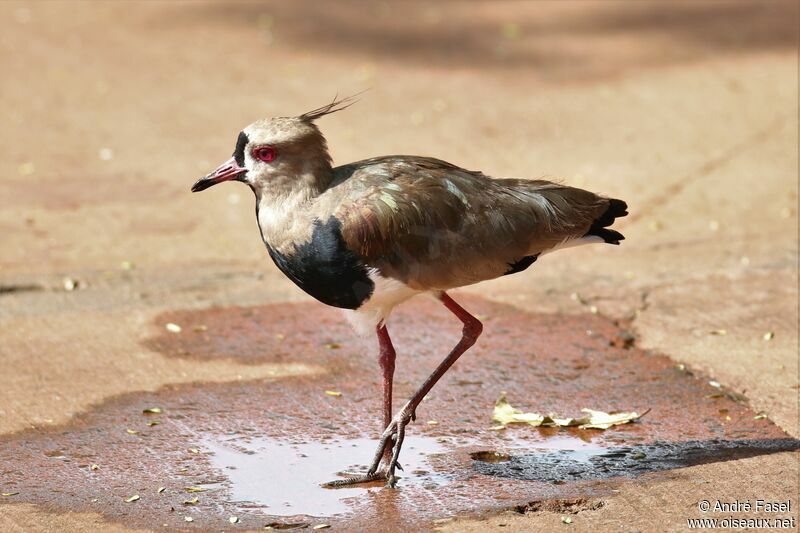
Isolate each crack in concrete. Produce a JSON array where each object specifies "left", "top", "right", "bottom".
[{"left": 629, "top": 116, "right": 786, "bottom": 224}]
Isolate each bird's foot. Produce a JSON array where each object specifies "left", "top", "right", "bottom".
[{"left": 321, "top": 407, "right": 414, "bottom": 489}]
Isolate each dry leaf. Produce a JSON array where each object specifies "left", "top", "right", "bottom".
[
  {"left": 492, "top": 394, "right": 545, "bottom": 426},
  {"left": 165, "top": 323, "right": 182, "bottom": 333},
  {"left": 185, "top": 487, "right": 207, "bottom": 493},
  {"left": 142, "top": 407, "right": 163, "bottom": 414},
  {"left": 188, "top": 447, "right": 199, "bottom": 454},
  {"left": 561, "top": 516, "right": 573, "bottom": 524},
  {"left": 125, "top": 495, "right": 140, "bottom": 503},
  {"left": 157, "top": 487, "right": 166, "bottom": 493},
  {"left": 147, "top": 421, "right": 160, "bottom": 427},
  {"left": 183, "top": 497, "right": 199, "bottom": 505},
  {"left": 229, "top": 516, "right": 239, "bottom": 524},
  {"left": 184, "top": 516, "right": 193, "bottom": 522},
  {"left": 90, "top": 464, "right": 99, "bottom": 470},
  {"left": 324, "top": 391, "right": 342, "bottom": 397},
  {"left": 2, "top": 492, "right": 19, "bottom": 497},
  {"left": 126, "top": 429, "right": 139, "bottom": 435},
  {"left": 754, "top": 412, "right": 768, "bottom": 420},
  {"left": 763, "top": 331, "right": 774, "bottom": 341},
  {"left": 324, "top": 343, "right": 341, "bottom": 350},
  {"left": 579, "top": 409, "right": 645, "bottom": 430},
  {"left": 492, "top": 394, "right": 645, "bottom": 430},
  {"left": 313, "top": 525, "right": 331, "bottom": 530}
]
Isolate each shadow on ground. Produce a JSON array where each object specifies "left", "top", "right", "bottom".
[{"left": 168, "top": 1, "right": 799, "bottom": 78}]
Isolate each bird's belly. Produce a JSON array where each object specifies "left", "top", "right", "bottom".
[{"left": 264, "top": 218, "right": 375, "bottom": 310}]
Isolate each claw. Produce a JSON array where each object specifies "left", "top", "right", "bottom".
[{"left": 321, "top": 470, "right": 385, "bottom": 488}]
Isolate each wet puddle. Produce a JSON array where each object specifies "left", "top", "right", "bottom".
[
  {"left": 204, "top": 435, "right": 448, "bottom": 517},
  {"left": 1, "top": 295, "right": 797, "bottom": 530}
]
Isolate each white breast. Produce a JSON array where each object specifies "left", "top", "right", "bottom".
[{"left": 343, "top": 270, "right": 421, "bottom": 336}]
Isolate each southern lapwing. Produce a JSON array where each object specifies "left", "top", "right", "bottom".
[{"left": 191, "top": 95, "right": 628, "bottom": 487}]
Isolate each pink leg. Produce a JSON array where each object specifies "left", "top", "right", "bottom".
[
  {"left": 324, "top": 292, "right": 483, "bottom": 488},
  {"left": 377, "top": 324, "right": 396, "bottom": 461},
  {"left": 377, "top": 324, "right": 396, "bottom": 430}
]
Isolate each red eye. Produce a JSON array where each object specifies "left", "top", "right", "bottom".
[{"left": 252, "top": 146, "right": 276, "bottom": 162}]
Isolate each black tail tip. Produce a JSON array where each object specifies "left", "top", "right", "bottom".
[{"left": 585, "top": 198, "right": 627, "bottom": 244}]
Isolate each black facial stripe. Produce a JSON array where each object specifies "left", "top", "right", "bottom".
[{"left": 233, "top": 131, "right": 249, "bottom": 167}]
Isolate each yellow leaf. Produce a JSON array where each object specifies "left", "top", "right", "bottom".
[
  {"left": 324, "top": 391, "right": 342, "bottom": 397},
  {"left": 493, "top": 393, "right": 545, "bottom": 426},
  {"left": 142, "top": 407, "right": 163, "bottom": 414},
  {"left": 578, "top": 408, "right": 645, "bottom": 430},
  {"left": 185, "top": 487, "right": 207, "bottom": 493},
  {"left": 125, "top": 495, "right": 140, "bottom": 503},
  {"left": 126, "top": 429, "right": 139, "bottom": 435},
  {"left": 183, "top": 497, "right": 199, "bottom": 505},
  {"left": 2, "top": 492, "right": 19, "bottom": 497},
  {"left": 492, "top": 394, "right": 646, "bottom": 430}
]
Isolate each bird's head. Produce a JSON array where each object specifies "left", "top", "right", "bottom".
[{"left": 191, "top": 95, "right": 360, "bottom": 196}]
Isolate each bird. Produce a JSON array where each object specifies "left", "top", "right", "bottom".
[{"left": 191, "top": 95, "right": 628, "bottom": 488}]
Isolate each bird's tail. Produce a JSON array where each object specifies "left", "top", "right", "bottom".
[{"left": 584, "top": 198, "right": 628, "bottom": 245}]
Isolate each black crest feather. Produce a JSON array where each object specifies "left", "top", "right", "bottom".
[{"left": 299, "top": 91, "right": 367, "bottom": 122}]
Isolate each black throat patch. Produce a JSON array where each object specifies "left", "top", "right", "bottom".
[
  {"left": 264, "top": 217, "right": 374, "bottom": 310},
  {"left": 233, "top": 131, "right": 249, "bottom": 167}
]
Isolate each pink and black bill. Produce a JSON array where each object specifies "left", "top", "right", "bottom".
[{"left": 191, "top": 132, "right": 249, "bottom": 192}]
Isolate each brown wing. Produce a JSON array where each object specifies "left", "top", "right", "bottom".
[{"left": 332, "top": 156, "right": 612, "bottom": 290}]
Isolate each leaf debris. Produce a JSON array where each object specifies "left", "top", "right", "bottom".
[
  {"left": 183, "top": 497, "right": 199, "bottom": 505},
  {"left": 124, "top": 495, "right": 140, "bottom": 503},
  {"left": 158, "top": 487, "right": 166, "bottom": 493},
  {"left": 165, "top": 323, "right": 182, "bottom": 333},
  {"left": 230, "top": 516, "right": 240, "bottom": 524},
  {"left": 142, "top": 407, "right": 163, "bottom": 414},
  {"left": 2, "top": 492, "right": 19, "bottom": 497},
  {"left": 324, "top": 391, "right": 342, "bottom": 397},
  {"left": 561, "top": 516, "right": 573, "bottom": 524},
  {"left": 185, "top": 486, "right": 208, "bottom": 493},
  {"left": 492, "top": 393, "right": 646, "bottom": 430}
]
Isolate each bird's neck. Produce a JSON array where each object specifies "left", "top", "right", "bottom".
[{"left": 254, "top": 166, "right": 332, "bottom": 252}]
